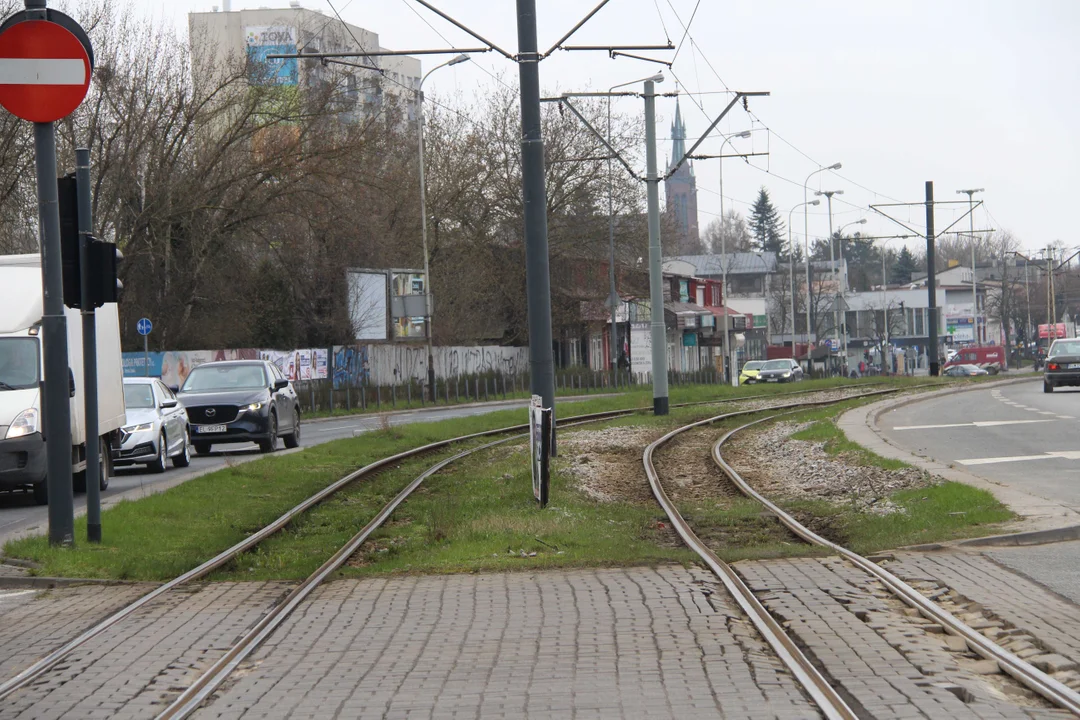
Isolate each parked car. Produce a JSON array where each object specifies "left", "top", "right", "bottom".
[
  {"left": 739, "top": 360, "right": 766, "bottom": 385},
  {"left": 1043, "top": 338, "right": 1080, "bottom": 393},
  {"left": 114, "top": 377, "right": 191, "bottom": 472},
  {"left": 178, "top": 360, "right": 301, "bottom": 454},
  {"left": 756, "top": 358, "right": 804, "bottom": 383},
  {"left": 942, "top": 363, "right": 988, "bottom": 378}
]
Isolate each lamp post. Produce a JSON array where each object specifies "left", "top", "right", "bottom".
[
  {"left": 815, "top": 188, "right": 844, "bottom": 374},
  {"left": 835, "top": 218, "right": 866, "bottom": 366},
  {"left": 607, "top": 74, "right": 664, "bottom": 375},
  {"left": 717, "top": 130, "right": 751, "bottom": 385},
  {"left": 876, "top": 237, "right": 903, "bottom": 373},
  {"left": 956, "top": 188, "right": 984, "bottom": 345},
  {"left": 787, "top": 200, "right": 819, "bottom": 351},
  {"left": 417, "top": 53, "right": 469, "bottom": 400},
  {"left": 803, "top": 163, "right": 840, "bottom": 371}
]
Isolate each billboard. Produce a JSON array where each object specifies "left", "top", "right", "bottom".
[
  {"left": 1040, "top": 323, "right": 1068, "bottom": 339},
  {"left": 347, "top": 269, "right": 389, "bottom": 341},
  {"left": 245, "top": 26, "right": 298, "bottom": 86},
  {"left": 630, "top": 322, "right": 652, "bottom": 377}
]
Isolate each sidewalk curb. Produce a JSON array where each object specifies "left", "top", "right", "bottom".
[
  {"left": 838, "top": 375, "right": 1080, "bottom": 540},
  {"left": 305, "top": 392, "right": 621, "bottom": 425},
  {"left": 0, "top": 576, "right": 141, "bottom": 589}
]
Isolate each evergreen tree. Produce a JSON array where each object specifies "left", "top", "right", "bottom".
[
  {"left": 890, "top": 245, "right": 918, "bottom": 285},
  {"left": 749, "top": 187, "right": 785, "bottom": 255}
]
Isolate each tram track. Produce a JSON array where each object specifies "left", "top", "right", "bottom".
[
  {"left": 645, "top": 387, "right": 1080, "bottom": 718},
  {"left": 0, "top": 383, "right": 874, "bottom": 710}
]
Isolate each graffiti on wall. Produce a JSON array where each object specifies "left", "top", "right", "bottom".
[{"left": 332, "top": 345, "right": 369, "bottom": 389}]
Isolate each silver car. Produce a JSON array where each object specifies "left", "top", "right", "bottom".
[{"left": 113, "top": 377, "right": 191, "bottom": 472}]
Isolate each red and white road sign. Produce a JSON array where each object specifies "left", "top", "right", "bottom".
[{"left": 0, "top": 19, "right": 91, "bottom": 123}]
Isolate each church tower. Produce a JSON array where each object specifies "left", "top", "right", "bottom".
[{"left": 664, "top": 100, "right": 700, "bottom": 250}]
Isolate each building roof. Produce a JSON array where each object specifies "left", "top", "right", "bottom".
[{"left": 666, "top": 252, "right": 778, "bottom": 276}]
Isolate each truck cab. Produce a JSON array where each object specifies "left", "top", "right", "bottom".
[{"left": 0, "top": 255, "right": 125, "bottom": 504}]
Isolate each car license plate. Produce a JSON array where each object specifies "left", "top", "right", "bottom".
[
  {"left": 196, "top": 424, "right": 226, "bottom": 434},
  {"left": 767, "top": 377, "right": 779, "bottom": 382},
  {"left": 1070, "top": 363, "right": 1080, "bottom": 369}
]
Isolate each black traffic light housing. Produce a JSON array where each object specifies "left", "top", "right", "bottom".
[{"left": 58, "top": 173, "right": 122, "bottom": 309}]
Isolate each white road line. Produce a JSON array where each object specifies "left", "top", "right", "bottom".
[
  {"left": 892, "top": 419, "right": 1054, "bottom": 431},
  {"left": 1060, "top": 415, "right": 1076, "bottom": 420},
  {"left": 958, "top": 450, "right": 1080, "bottom": 466},
  {"left": 1038, "top": 411, "right": 1057, "bottom": 415},
  {"left": 0, "top": 590, "right": 36, "bottom": 600}
]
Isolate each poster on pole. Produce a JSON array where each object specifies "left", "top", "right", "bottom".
[
  {"left": 529, "top": 394, "right": 551, "bottom": 507},
  {"left": 629, "top": 322, "right": 652, "bottom": 378}
]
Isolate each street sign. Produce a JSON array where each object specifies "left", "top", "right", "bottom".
[
  {"left": 0, "top": 19, "right": 92, "bottom": 123},
  {"left": 529, "top": 394, "right": 551, "bottom": 508},
  {"left": 137, "top": 317, "right": 152, "bottom": 336}
]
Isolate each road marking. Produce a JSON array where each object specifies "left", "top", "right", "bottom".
[
  {"left": 892, "top": 419, "right": 1054, "bottom": 431},
  {"left": 1060, "top": 415, "right": 1076, "bottom": 420},
  {"left": 1038, "top": 411, "right": 1057, "bottom": 415},
  {"left": 958, "top": 450, "right": 1080, "bottom": 466},
  {"left": 0, "top": 590, "right": 36, "bottom": 600}
]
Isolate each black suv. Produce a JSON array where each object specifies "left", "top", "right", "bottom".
[
  {"left": 1043, "top": 338, "right": 1080, "bottom": 393},
  {"left": 177, "top": 360, "right": 301, "bottom": 454}
]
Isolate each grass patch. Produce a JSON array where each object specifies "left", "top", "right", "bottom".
[
  {"left": 790, "top": 417, "right": 909, "bottom": 470},
  {"left": 783, "top": 481, "right": 1014, "bottom": 553}
]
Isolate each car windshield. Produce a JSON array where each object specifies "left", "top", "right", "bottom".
[
  {"left": 761, "top": 360, "right": 789, "bottom": 371},
  {"left": 0, "top": 337, "right": 40, "bottom": 390},
  {"left": 743, "top": 361, "right": 765, "bottom": 371},
  {"left": 123, "top": 384, "right": 156, "bottom": 408},
  {"left": 1049, "top": 341, "right": 1080, "bottom": 357},
  {"left": 182, "top": 364, "right": 267, "bottom": 392}
]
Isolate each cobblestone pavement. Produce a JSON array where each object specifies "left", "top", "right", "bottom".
[
  {"left": 197, "top": 566, "right": 817, "bottom": 720},
  {"left": 738, "top": 556, "right": 1073, "bottom": 720},
  {"left": 1, "top": 582, "right": 293, "bottom": 720}
]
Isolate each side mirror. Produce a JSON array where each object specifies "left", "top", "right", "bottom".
[
  {"left": 274, "top": 379, "right": 290, "bottom": 391},
  {"left": 168, "top": 384, "right": 180, "bottom": 394},
  {"left": 161, "top": 399, "right": 178, "bottom": 409},
  {"left": 68, "top": 368, "right": 76, "bottom": 398}
]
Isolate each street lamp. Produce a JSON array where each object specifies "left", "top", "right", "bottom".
[
  {"left": 803, "top": 163, "right": 840, "bottom": 368},
  {"left": 717, "top": 129, "right": 752, "bottom": 385},
  {"left": 607, "top": 73, "right": 664, "bottom": 375},
  {"left": 787, "top": 200, "right": 819, "bottom": 351},
  {"left": 956, "top": 188, "right": 984, "bottom": 345},
  {"left": 815, "top": 188, "right": 844, "bottom": 374},
  {"left": 835, "top": 217, "right": 866, "bottom": 363},
  {"left": 417, "top": 53, "right": 469, "bottom": 400},
  {"left": 876, "top": 237, "right": 903, "bottom": 374}
]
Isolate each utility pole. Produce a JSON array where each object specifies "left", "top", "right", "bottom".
[
  {"left": 957, "top": 188, "right": 983, "bottom": 344},
  {"left": 516, "top": 0, "right": 556, "bottom": 429},
  {"left": 803, "top": 164, "right": 840, "bottom": 371},
  {"left": 926, "top": 181, "right": 939, "bottom": 376},
  {"left": 816, "top": 189, "right": 843, "bottom": 374},
  {"left": 643, "top": 78, "right": 667, "bottom": 414},
  {"left": 76, "top": 148, "right": 101, "bottom": 543},
  {"left": 717, "top": 131, "right": 751, "bottom": 385}
]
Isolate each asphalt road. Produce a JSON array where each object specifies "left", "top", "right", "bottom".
[
  {"left": 0, "top": 396, "right": 581, "bottom": 545},
  {"left": 877, "top": 378, "right": 1080, "bottom": 506}
]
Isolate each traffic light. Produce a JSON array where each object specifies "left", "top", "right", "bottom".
[{"left": 57, "top": 174, "right": 122, "bottom": 309}]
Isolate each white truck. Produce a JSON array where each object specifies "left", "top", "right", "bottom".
[{"left": 0, "top": 254, "right": 125, "bottom": 504}]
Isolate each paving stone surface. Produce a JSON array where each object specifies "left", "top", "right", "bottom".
[
  {"left": 737, "top": 556, "right": 1073, "bottom": 720},
  {"left": 0, "top": 582, "right": 293, "bottom": 720},
  {"left": 195, "top": 566, "right": 818, "bottom": 720}
]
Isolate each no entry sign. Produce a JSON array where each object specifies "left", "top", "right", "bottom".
[{"left": 0, "top": 19, "right": 91, "bottom": 122}]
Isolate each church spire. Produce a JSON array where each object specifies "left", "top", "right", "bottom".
[{"left": 670, "top": 99, "right": 686, "bottom": 166}]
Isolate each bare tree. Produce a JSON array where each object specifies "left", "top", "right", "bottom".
[{"left": 702, "top": 208, "right": 752, "bottom": 254}]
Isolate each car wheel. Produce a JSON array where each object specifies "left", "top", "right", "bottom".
[
  {"left": 258, "top": 413, "right": 278, "bottom": 454},
  {"left": 194, "top": 442, "right": 212, "bottom": 456},
  {"left": 173, "top": 428, "right": 191, "bottom": 468},
  {"left": 283, "top": 409, "right": 301, "bottom": 449},
  {"left": 99, "top": 450, "right": 110, "bottom": 491},
  {"left": 148, "top": 433, "right": 168, "bottom": 473},
  {"left": 1044, "top": 381, "right": 1054, "bottom": 393}
]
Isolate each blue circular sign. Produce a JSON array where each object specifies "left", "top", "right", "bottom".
[{"left": 136, "top": 317, "right": 153, "bottom": 336}]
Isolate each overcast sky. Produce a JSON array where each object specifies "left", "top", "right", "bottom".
[{"left": 139, "top": 0, "right": 1078, "bottom": 258}]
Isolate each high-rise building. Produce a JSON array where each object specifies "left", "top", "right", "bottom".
[
  {"left": 189, "top": 5, "right": 421, "bottom": 123},
  {"left": 664, "top": 100, "right": 700, "bottom": 250}
]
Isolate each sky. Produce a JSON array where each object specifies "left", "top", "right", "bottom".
[{"left": 135, "top": 0, "right": 1079, "bottom": 258}]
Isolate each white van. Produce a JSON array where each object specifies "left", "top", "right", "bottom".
[{"left": 0, "top": 254, "right": 125, "bottom": 504}]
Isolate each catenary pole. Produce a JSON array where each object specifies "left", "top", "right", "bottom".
[
  {"left": 803, "top": 164, "right": 839, "bottom": 372},
  {"left": 926, "top": 181, "right": 939, "bottom": 376},
  {"left": 76, "top": 148, "right": 101, "bottom": 543},
  {"left": 643, "top": 78, "right": 667, "bottom": 414},
  {"left": 515, "top": 0, "right": 556, "bottom": 436},
  {"left": 27, "top": 0, "right": 75, "bottom": 545}
]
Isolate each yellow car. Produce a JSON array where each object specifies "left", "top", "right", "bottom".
[{"left": 739, "top": 360, "right": 766, "bottom": 384}]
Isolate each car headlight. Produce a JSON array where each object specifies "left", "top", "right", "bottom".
[
  {"left": 241, "top": 402, "right": 264, "bottom": 413},
  {"left": 782, "top": 372, "right": 791, "bottom": 378},
  {"left": 6, "top": 408, "right": 39, "bottom": 439},
  {"left": 122, "top": 422, "right": 154, "bottom": 434}
]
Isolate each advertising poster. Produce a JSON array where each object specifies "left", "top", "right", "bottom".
[
  {"left": 630, "top": 322, "right": 652, "bottom": 377},
  {"left": 244, "top": 26, "right": 298, "bottom": 85}
]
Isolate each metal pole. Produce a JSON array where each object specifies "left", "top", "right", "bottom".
[
  {"left": 825, "top": 193, "right": 838, "bottom": 372},
  {"left": 882, "top": 245, "right": 888, "bottom": 373},
  {"left": 926, "top": 181, "right": 939, "bottom": 377},
  {"left": 643, "top": 78, "right": 668, "bottom": 415},
  {"left": 607, "top": 86, "right": 618, "bottom": 374},
  {"left": 1024, "top": 260, "right": 1032, "bottom": 356},
  {"left": 34, "top": 118, "right": 75, "bottom": 545},
  {"left": 144, "top": 335, "right": 148, "bottom": 376},
  {"left": 803, "top": 164, "right": 839, "bottom": 368},
  {"left": 717, "top": 133, "right": 742, "bottom": 386},
  {"left": 76, "top": 149, "right": 101, "bottom": 543},
  {"left": 971, "top": 204, "right": 978, "bottom": 345},
  {"left": 516, "top": 0, "right": 557, "bottom": 435}
]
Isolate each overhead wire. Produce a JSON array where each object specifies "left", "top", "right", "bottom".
[{"left": 669, "top": 0, "right": 701, "bottom": 66}]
